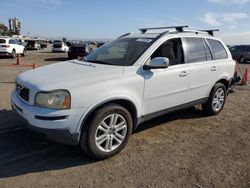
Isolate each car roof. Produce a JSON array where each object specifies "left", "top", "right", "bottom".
[{"left": 70, "top": 43, "right": 86, "bottom": 47}]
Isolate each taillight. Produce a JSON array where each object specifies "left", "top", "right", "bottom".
[{"left": 1, "top": 45, "right": 10, "bottom": 48}]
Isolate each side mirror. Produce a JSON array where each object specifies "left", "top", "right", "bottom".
[{"left": 143, "top": 57, "right": 169, "bottom": 70}]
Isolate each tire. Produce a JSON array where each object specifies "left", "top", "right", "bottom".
[
  {"left": 239, "top": 56, "right": 245, "bottom": 63},
  {"left": 202, "top": 83, "right": 227, "bottom": 115},
  {"left": 12, "top": 50, "right": 16, "bottom": 59},
  {"left": 80, "top": 104, "right": 133, "bottom": 160},
  {"left": 22, "top": 49, "right": 26, "bottom": 57}
]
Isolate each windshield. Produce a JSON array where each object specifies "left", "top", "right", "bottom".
[{"left": 85, "top": 38, "right": 154, "bottom": 66}]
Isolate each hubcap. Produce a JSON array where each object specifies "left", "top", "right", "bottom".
[
  {"left": 95, "top": 114, "right": 127, "bottom": 152},
  {"left": 212, "top": 88, "right": 225, "bottom": 112}
]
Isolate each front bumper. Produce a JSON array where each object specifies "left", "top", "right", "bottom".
[{"left": 11, "top": 91, "right": 87, "bottom": 145}]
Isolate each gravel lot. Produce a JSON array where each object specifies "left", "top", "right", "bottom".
[{"left": 0, "top": 48, "right": 249, "bottom": 188}]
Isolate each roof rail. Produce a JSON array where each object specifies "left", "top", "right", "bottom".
[
  {"left": 199, "top": 29, "right": 219, "bottom": 36},
  {"left": 139, "top": 25, "right": 189, "bottom": 34}
]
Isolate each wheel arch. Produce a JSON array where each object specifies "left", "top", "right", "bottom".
[
  {"left": 215, "top": 78, "right": 230, "bottom": 90},
  {"left": 78, "top": 97, "right": 139, "bottom": 135}
]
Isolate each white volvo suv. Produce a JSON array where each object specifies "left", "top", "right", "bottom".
[
  {"left": 11, "top": 26, "right": 236, "bottom": 159},
  {"left": 0, "top": 37, "right": 26, "bottom": 58}
]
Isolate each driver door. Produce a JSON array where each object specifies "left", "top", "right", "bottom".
[{"left": 142, "top": 38, "right": 189, "bottom": 115}]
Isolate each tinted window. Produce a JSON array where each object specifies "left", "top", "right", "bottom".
[
  {"left": 207, "top": 39, "right": 228, "bottom": 60},
  {"left": 185, "top": 38, "right": 206, "bottom": 63},
  {"left": 245, "top": 46, "right": 250, "bottom": 51},
  {"left": 0, "top": 39, "right": 6, "bottom": 44},
  {"left": 9, "top": 40, "right": 14, "bottom": 44},
  {"left": 242, "top": 46, "right": 250, "bottom": 52}
]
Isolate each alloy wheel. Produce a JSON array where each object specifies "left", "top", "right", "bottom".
[
  {"left": 212, "top": 88, "right": 225, "bottom": 112},
  {"left": 95, "top": 114, "right": 127, "bottom": 152}
]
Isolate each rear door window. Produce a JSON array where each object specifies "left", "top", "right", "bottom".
[
  {"left": 207, "top": 39, "right": 228, "bottom": 60},
  {"left": 185, "top": 38, "right": 206, "bottom": 63}
]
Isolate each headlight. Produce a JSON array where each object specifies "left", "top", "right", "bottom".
[{"left": 35, "top": 90, "right": 71, "bottom": 110}]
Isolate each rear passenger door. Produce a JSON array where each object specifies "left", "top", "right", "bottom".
[
  {"left": 183, "top": 37, "right": 216, "bottom": 102},
  {"left": 206, "top": 38, "right": 229, "bottom": 82}
]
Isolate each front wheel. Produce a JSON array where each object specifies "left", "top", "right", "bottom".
[
  {"left": 80, "top": 104, "right": 133, "bottom": 160},
  {"left": 202, "top": 83, "right": 227, "bottom": 115}
]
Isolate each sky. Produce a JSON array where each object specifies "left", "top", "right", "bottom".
[{"left": 1, "top": 0, "right": 250, "bottom": 44}]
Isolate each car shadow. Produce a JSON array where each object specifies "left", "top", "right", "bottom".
[
  {"left": 0, "top": 106, "right": 204, "bottom": 178},
  {"left": 44, "top": 57, "right": 69, "bottom": 61},
  {"left": 135, "top": 106, "right": 204, "bottom": 133},
  {"left": 0, "top": 109, "right": 94, "bottom": 178}
]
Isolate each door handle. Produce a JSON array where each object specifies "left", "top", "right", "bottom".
[
  {"left": 211, "top": 66, "right": 217, "bottom": 71},
  {"left": 179, "top": 71, "right": 189, "bottom": 77}
]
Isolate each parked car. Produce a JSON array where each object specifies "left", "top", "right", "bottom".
[
  {"left": 229, "top": 45, "right": 250, "bottom": 63},
  {"left": 68, "top": 43, "right": 89, "bottom": 59},
  {"left": 52, "top": 40, "right": 69, "bottom": 52},
  {"left": 39, "top": 40, "right": 48, "bottom": 49},
  {"left": 26, "top": 40, "right": 41, "bottom": 50},
  {"left": 0, "top": 37, "right": 26, "bottom": 58},
  {"left": 97, "top": 42, "right": 106, "bottom": 48},
  {"left": 11, "top": 26, "right": 236, "bottom": 159}
]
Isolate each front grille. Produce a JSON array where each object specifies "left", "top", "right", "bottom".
[{"left": 16, "top": 83, "right": 30, "bottom": 102}]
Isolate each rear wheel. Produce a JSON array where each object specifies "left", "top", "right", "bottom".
[
  {"left": 202, "top": 83, "right": 227, "bottom": 115},
  {"left": 12, "top": 50, "right": 16, "bottom": 59},
  {"left": 80, "top": 104, "right": 133, "bottom": 160},
  {"left": 239, "top": 56, "right": 245, "bottom": 63},
  {"left": 22, "top": 49, "right": 26, "bottom": 57}
]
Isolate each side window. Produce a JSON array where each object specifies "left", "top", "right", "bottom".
[
  {"left": 203, "top": 39, "right": 212, "bottom": 61},
  {"left": 207, "top": 39, "right": 228, "bottom": 60},
  {"left": 151, "top": 38, "right": 184, "bottom": 66},
  {"left": 246, "top": 46, "right": 250, "bottom": 52},
  {"left": 185, "top": 38, "right": 206, "bottom": 63},
  {"left": 9, "top": 40, "right": 14, "bottom": 44}
]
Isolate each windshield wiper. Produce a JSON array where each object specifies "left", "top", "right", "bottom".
[{"left": 85, "top": 60, "right": 112, "bottom": 65}]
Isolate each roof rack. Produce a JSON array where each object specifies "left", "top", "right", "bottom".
[
  {"left": 139, "top": 25, "right": 189, "bottom": 34},
  {"left": 199, "top": 29, "right": 219, "bottom": 36}
]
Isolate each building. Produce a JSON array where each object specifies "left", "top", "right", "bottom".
[
  {"left": 0, "top": 23, "right": 9, "bottom": 36},
  {"left": 9, "top": 17, "right": 21, "bottom": 35}
]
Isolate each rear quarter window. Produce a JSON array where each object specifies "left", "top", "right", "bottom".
[
  {"left": 0, "top": 39, "right": 6, "bottom": 43},
  {"left": 207, "top": 39, "right": 228, "bottom": 60}
]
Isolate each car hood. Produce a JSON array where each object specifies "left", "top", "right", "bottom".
[{"left": 17, "top": 60, "right": 124, "bottom": 91}]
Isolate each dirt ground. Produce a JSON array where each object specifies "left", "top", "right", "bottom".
[{"left": 0, "top": 48, "right": 249, "bottom": 188}]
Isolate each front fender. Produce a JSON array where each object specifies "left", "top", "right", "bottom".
[{"left": 75, "top": 93, "right": 140, "bottom": 132}]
